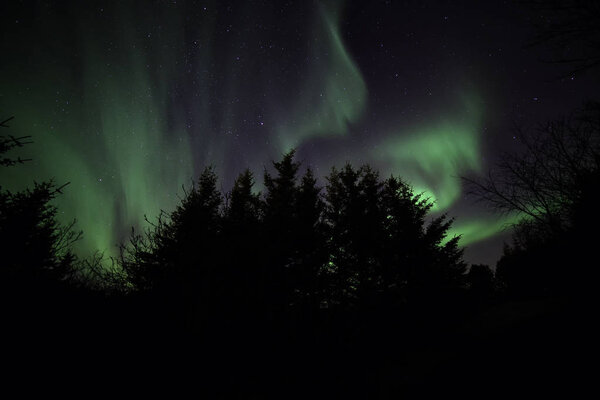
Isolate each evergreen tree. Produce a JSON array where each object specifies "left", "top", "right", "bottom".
[
  {"left": 120, "top": 166, "right": 223, "bottom": 295},
  {"left": 468, "top": 264, "right": 495, "bottom": 301},
  {"left": 222, "top": 169, "right": 263, "bottom": 315},
  {"left": 0, "top": 117, "right": 80, "bottom": 297},
  {"left": 262, "top": 150, "right": 303, "bottom": 311},
  {"left": 323, "top": 166, "right": 466, "bottom": 309},
  {"left": 293, "top": 167, "right": 325, "bottom": 307},
  {"left": 226, "top": 168, "right": 261, "bottom": 226},
  {"left": 379, "top": 176, "right": 430, "bottom": 303},
  {"left": 263, "top": 149, "right": 300, "bottom": 234},
  {"left": 323, "top": 164, "right": 385, "bottom": 308},
  {"left": 0, "top": 181, "right": 80, "bottom": 290}
]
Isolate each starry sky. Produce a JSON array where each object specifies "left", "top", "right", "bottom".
[{"left": 1, "top": 0, "right": 598, "bottom": 265}]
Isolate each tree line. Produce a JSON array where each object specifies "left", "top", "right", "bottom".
[
  {"left": 2, "top": 103, "right": 598, "bottom": 389},
  {"left": 3, "top": 103, "right": 599, "bottom": 324},
  {"left": 116, "top": 150, "right": 469, "bottom": 330}
]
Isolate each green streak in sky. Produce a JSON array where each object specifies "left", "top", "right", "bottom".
[
  {"left": 445, "top": 214, "right": 523, "bottom": 247},
  {"left": 278, "top": 0, "right": 367, "bottom": 151},
  {"left": 0, "top": 2, "right": 508, "bottom": 262},
  {"left": 0, "top": 4, "right": 193, "bottom": 256},
  {"left": 79, "top": 49, "right": 193, "bottom": 253},
  {"left": 377, "top": 93, "right": 483, "bottom": 211}
]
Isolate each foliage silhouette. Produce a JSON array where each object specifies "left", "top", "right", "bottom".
[
  {"left": 116, "top": 151, "right": 469, "bottom": 339},
  {"left": 263, "top": 149, "right": 303, "bottom": 311},
  {"left": 3, "top": 124, "right": 587, "bottom": 391},
  {"left": 467, "top": 263, "right": 495, "bottom": 300},
  {"left": 118, "top": 166, "right": 224, "bottom": 329},
  {"left": 1, "top": 117, "right": 81, "bottom": 294},
  {"left": 465, "top": 102, "right": 600, "bottom": 295},
  {"left": 524, "top": 0, "right": 600, "bottom": 77},
  {"left": 1, "top": 116, "right": 33, "bottom": 167}
]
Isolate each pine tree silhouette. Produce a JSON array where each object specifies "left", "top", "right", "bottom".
[
  {"left": 1, "top": 117, "right": 81, "bottom": 334},
  {"left": 263, "top": 150, "right": 302, "bottom": 312}
]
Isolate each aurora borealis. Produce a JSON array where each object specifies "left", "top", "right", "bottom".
[{"left": 1, "top": 0, "right": 597, "bottom": 265}]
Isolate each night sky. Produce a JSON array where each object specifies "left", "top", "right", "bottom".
[{"left": 1, "top": 0, "right": 598, "bottom": 266}]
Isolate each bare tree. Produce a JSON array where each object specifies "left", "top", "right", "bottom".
[
  {"left": 523, "top": 0, "right": 600, "bottom": 77},
  {"left": 464, "top": 102, "right": 600, "bottom": 240},
  {"left": 1, "top": 116, "right": 33, "bottom": 166}
]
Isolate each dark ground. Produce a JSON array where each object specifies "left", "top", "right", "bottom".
[{"left": 3, "top": 283, "right": 594, "bottom": 397}]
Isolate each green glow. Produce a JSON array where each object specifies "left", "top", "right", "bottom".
[
  {"left": 80, "top": 49, "right": 193, "bottom": 253},
  {"left": 0, "top": 5, "right": 193, "bottom": 256},
  {"left": 0, "top": 2, "right": 509, "bottom": 263},
  {"left": 444, "top": 214, "right": 522, "bottom": 247},
  {"left": 277, "top": 1, "right": 367, "bottom": 150},
  {"left": 377, "top": 93, "right": 483, "bottom": 211}
]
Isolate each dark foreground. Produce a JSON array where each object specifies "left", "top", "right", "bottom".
[{"left": 3, "top": 284, "right": 593, "bottom": 396}]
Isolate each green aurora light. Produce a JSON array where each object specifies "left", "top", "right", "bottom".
[
  {"left": 276, "top": 1, "right": 367, "bottom": 151},
  {"left": 0, "top": 1, "right": 515, "bottom": 262},
  {"left": 445, "top": 214, "right": 522, "bottom": 247},
  {"left": 0, "top": 4, "right": 193, "bottom": 255},
  {"left": 376, "top": 93, "right": 484, "bottom": 211}
]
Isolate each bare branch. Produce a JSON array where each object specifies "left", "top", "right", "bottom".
[
  {"left": 0, "top": 116, "right": 14, "bottom": 127},
  {"left": 463, "top": 102, "right": 600, "bottom": 239}
]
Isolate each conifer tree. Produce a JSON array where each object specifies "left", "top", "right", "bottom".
[
  {"left": 1, "top": 117, "right": 80, "bottom": 295},
  {"left": 120, "top": 166, "right": 222, "bottom": 295}
]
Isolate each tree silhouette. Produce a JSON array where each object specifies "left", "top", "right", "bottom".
[
  {"left": 322, "top": 165, "right": 466, "bottom": 309},
  {"left": 119, "top": 167, "right": 223, "bottom": 329},
  {"left": 1, "top": 181, "right": 80, "bottom": 287},
  {"left": 524, "top": 0, "right": 600, "bottom": 77},
  {"left": 121, "top": 167, "right": 221, "bottom": 292},
  {"left": 322, "top": 165, "right": 383, "bottom": 308},
  {"left": 1, "top": 116, "right": 32, "bottom": 167},
  {"left": 467, "top": 264, "right": 495, "bottom": 300},
  {"left": 381, "top": 176, "right": 466, "bottom": 301},
  {"left": 263, "top": 150, "right": 302, "bottom": 311},
  {"left": 0, "top": 117, "right": 81, "bottom": 301},
  {"left": 291, "top": 167, "right": 326, "bottom": 308},
  {"left": 465, "top": 102, "right": 600, "bottom": 240},
  {"left": 225, "top": 168, "right": 262, "bottom": 226},
  {"left": 465, "top": 102, "right": 600, "bottom": 295},
  {"left": 112, "top": 152, "right": 472, "bottom": 353},
  {"left": 222, "top": 168, "right": 263, "bottom": 318}
]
